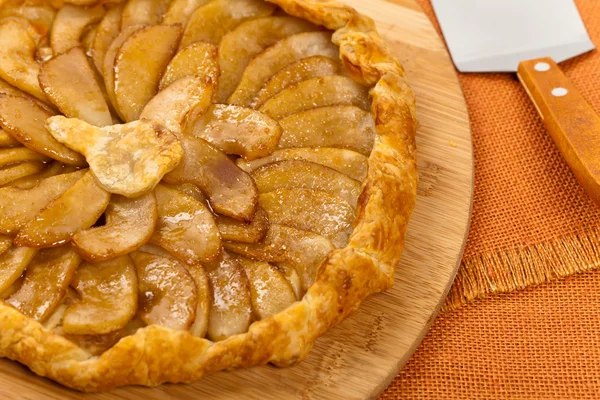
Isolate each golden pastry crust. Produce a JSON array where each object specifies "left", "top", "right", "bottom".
[{"left": 0, "top": 0, "right": 418, "bottom": 391}]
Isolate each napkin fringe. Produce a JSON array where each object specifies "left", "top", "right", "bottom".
[{"left": 443, "top": 228, "right": 600, "bottom": 312}]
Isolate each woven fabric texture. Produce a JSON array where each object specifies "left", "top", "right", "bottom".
[{"left": 380, "top": 0, "right": 600, "bottom": 397}]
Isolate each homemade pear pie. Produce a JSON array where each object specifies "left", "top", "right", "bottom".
[{"left": 0, "top": 0, "right": 417, "bottom": 392}]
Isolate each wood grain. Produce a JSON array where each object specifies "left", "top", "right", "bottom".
[
  {"left": 0, "top": 0, "right": 473, "bottom": 398},
  {"left": 517, "top": 57, "right": 600, "bottom": 205}
]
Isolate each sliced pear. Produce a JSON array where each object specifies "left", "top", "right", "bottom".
[
  {"left": 0, "top": 129, "right": 20, "bottom": 148},
  {"left": 91, "top": 4, "right": 124, "bottom": 75},
  {"left": 0, "top": 275, "right": 23, "bottom": 300},
  {"left": 102, "top": 25, "right": 142, "bottom": 113},
  {"left": 45, "top": 117, "right": 183, "bottom": 197},
  {"left": 0, "top": 147, "right": 49, "bottom": 167},
  {"left": 184, "top": 104, "right": 281, "bottom": 160},
  {"left": 0, "top": 161, "right": 45, "bottom": 186},
  {"left": 0, "top": 170, "right": 86, "bottom": 234},
  {"left": 0, "top": 247, "right": 38, "bottom": 294},
  {"left": 121, "top": 0, "right": 172, "bottom": 29},
  {"left": 15, "top": 171, "right": 111, "bottom": 248},
  {"left": 276, "top": 263, "right": 302, "bottom": 300},
  {"left": 5, "top": 162, "right": 79, "bottom": 190},
  {"left": 259, "top": 188, "right": 354, "bottom": 248},
  {"left": 237, "top": 256, "right": 295, "bottom": 320},
  {"left": 150, "top": 184, "right": 221, "bottom": 264},
  {"left": 166, "top": 182, "right": 207, "bottom": 203},
  {"left": 259, "top": 76, "right": 370, "bottom": 120},
  {"left": 138, "top": 243, "right": 175, "bottom": 259},
  {"left": 187, "top": 264, "right": 210, "bottom": 337},
  {"left": 228, "top": 31, "right": 338, "bottom": 106},
  {"left": 163, "top": 0, "right": 210, "bottom": 25},
  {"left": 63, "top": 318, "right": 144, "bottom": 356},
  {"left": 252, "top": 160, "right": 362, "bottom": 208},
  {"left": 237, "top": 148, "right": 368, "bottom": 181},
  {"left": 159, "top": 42, "right": 219, "bottom": 91},
  {"left": 140, "top": 76, "right": 214, "bottom": 133},
  {"left": 0, "top": 94, "right": 86, "bottom": 165},
  {"left": 216, "top": 206, "right": 268, "bottom": 243},
  {"left": 278, "top": 106, "right": 375, "bottom": 156},
  {"left": 0, "top": 19, "right": 48, "bottom": 102},
  {"left": 50, "top": 4, "right": 105, "bottom": 54},
  {"left": 251, "top": 56, "right": 341, "bottom": 108},
  {"left": 131, "top": 251, "right": 197, "bottom": 331},
  {"left": 217, "top": 16, "right": 317, "bottom": 102},
  {"left": 81, "top": 23, "right": 98, "bottom": 56},
  {"left": 0, "top": 5, "right": 56, "bottom": 38},
  {"left": 39, "top": 47, "right": 112, "bottom": 127},
  {"left": 164, "top": 136, "right": 258, "bottom": 221},
  {"left": 114, "top": 24, "right": 181, "bottom": 121},
  {"left": 0, "top": 235, "right": 11, "bottom": 256},
  {"left": 205, "top": 252, "right": 252, "bottom": 341},
  {"left": 5, "top": 245, "right": 81, "bottom": 322},
  {"left": 180, "top": 0, "right": 275, "bottom": 48},
  {"left": 63, "top": 255, "right": 137, "bottom": 335},
  {"left": 224, "top": 224, "right": 334, "bottom": 290},
  {"left": 73, "top": 192, "right": 157, "bottom": 262}
]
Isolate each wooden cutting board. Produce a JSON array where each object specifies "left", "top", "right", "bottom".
[{"left": 0, "top": 0, "right": 473, "bottom": 398}]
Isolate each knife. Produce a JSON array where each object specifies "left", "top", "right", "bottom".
[{"left": 431, "top": 0, "right": 600, "bottom": 203}]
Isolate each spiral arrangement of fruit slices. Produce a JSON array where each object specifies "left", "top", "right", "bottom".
[{"left": 0, "top": 0, "right": 376, "bottom": 353}]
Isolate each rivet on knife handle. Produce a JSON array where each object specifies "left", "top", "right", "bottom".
[{"left": 517, "top": 57, "right": 600, "bottom": 205}]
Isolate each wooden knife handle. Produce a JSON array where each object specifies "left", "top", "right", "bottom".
[{"left": 517, "top": 57, "right": 600, "bottom": 205}]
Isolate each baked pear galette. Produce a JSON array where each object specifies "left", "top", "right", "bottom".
[{"left": 0, "top": 0, "right": 417, "bottom": 391}]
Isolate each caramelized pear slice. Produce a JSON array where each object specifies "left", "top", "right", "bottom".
[
  {"left": 15, "top": 171, "right": 111, "bottom": 248},
  {"left": 0, "top": 147, "right": 49, "bottom": 167},
  {"left": 140, "top": 76, "right": 214, "bottom": 133},
  {"left": 50, "top": 4, "right": 105, "bottom": 54},
  {"left": 102, "top": 25, "right": 142, "bottom": 113},
  {"left": 0, "top": 247, "right": 38, "bottom": 293},
  {"left": 150, "top": 184, "right": 220, "bottom": 264},
  {"left": 121, "top": 0, "right": 172, "bottom": 29},
  {"left": 5, "top": 245, "right": 80, "bottom": 322},
  {"left": 276, "top": 263, "right": 302, "bottom": 300},
  {"left": 0, "top": 94, "right": 86, "bottom": 165},
  {"left": 237, "top": 256, "right": 295, "bottom": 320},
  {"left": 260, "top": 76, "right": 370, "bottom": 120},
  {"left": 187, "top": 264, "right": 210, "bottom": 337},
  {"left": 217, "top": 16, "right": 316, "bottom": 102},
  {"left": 81, "top": 23, "right": 98, "bottom": 56},
  {"left": 0, "top": 5, "right": 56, "bottom": 38},
  {"left": 180, "top": 0, "right": 275, "bottom": 48},
  {"left": 184, "top": 104, "right": 281, "bottom": 160},
  {"left": 216, "top": 206, "right": 268, "bottom": 243},
  {"left": 164, "top": 136, "right": 258, "bottom": 221},
  {"left": 252, "top": 160, "right": 362, "bottom": 208},
  {"left": 0, "top": 161, "right": 45, "bottom": 186},
  {"left": 39, "top": 47, "right": 112, "bottom": 127},
  {"left": 73, "top": 193, "right": 157, "bottom": 262},
  {"left": 0, "top": 170, "right": 86, "bottom": 234},
  {"left": 0, "top": 129, "right": 20, "bottom": 148},
  {"left": 163, "top": 0, "right": 211, "bottom": 25},
  {"left": 252, "top": 56, "right": 341, "bottom": 108},
  {"left": 229, "top": 32, "right": 338, "bottom": 106},
  {"left": 114, "top": 24, "right": 181, "bottom": 121},
  {"left": 278, "top": 106, "right": 375, "bottom": 156},
  {"left": 0, "top": 235, "right": 11, "bottom": 256},
  {"left": 0, "top": 19, "right": 48, "bottom": 102},
  {"left": 6, "top": 162, "right": 79, "bottom": 190},
  {"left": 92, "top": 4, "right": 123, "bottom": 75},
  {"left": 237, "top": 147, "right": 368, "bottom": 181},
  {"left": 131, "top": 251, "right": 197, "bottom": 330},
  {"left": 63, "top": 256, "right": 137, "bottom": 335},
  {"left": 159, "top": 42, "right": 219, "bottom": 91},
  {"left": 224, "top": 224, "right": 334, "bottom": 290},
  {"left": 205, "top": 252, "right": 252, "bottom": 341},
  {"left": 63, "top": 318, "right": 144, "bottom": 356},
  {"left": 45, "top": 117, "right": 183, "bottom": 197},
  {"left": 138, "top": 243, "right": 175, "bottom": 259},
  {"left": 259, "top": 188, "right": 354, "bottom": 248}
]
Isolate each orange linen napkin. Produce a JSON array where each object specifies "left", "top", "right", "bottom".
[{"left": 381, "top": 0, "right": 600, "bottom": 398}]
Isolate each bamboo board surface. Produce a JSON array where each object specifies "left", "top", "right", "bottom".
[{"left": 0, "top": 0, "right": 473, "bottom": 398}]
